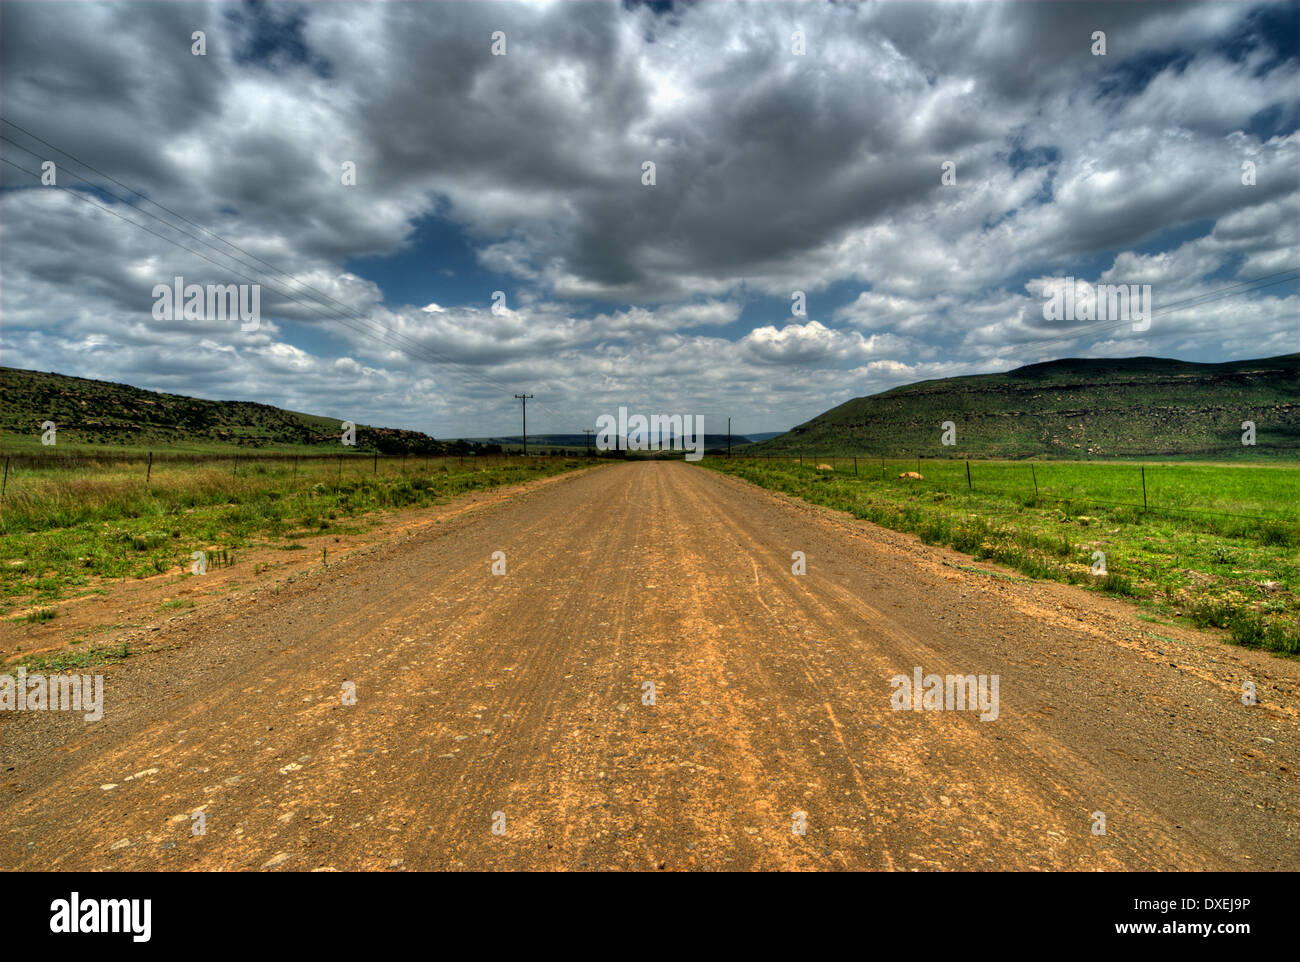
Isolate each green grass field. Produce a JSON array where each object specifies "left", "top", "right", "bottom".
[
  {"left": 702, "top": 456, "right": 1300, "bottom": 656},
  {"left": 1, "top": 452, "right": 595, "bottom": 624}
]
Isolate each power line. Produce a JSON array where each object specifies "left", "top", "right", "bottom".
[
  {"left": 1, "top": 120, "right": 574, "bottom": 429},
  {"left": 0, "top": 134, "right": 533, "bottom": 407},
  {"left": 1149, "top": 267, "right": 1299, "bottom": 315},
  {"left": 0, "top": 123, "right": 551, "bottom": 401},
  {"left": 1, "top": 159, "right": 529, "bottom": 426}
]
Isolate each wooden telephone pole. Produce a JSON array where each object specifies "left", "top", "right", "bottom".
[{"left": 514, "top": 394, "right": 533, "bottom": 456}]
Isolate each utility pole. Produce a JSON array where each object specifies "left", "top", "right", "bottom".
[
  {"left": 514, "top": 394, "right": 533, "bottom": 456},
  {"left": 582, "top": 428, "right": 594, "bottom": 456}
]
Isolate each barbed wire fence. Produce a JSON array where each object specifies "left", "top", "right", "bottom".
[
  {"left": 720, "top": 452, "right": 1298, "bottom": 527},
  {"left": 0, "top": 447, "right": 603, "bottom": 504}
]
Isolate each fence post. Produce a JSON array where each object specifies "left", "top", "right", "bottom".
[
  {"left": 1, "top": 456, "right": 8, "bottom": 502},
  {"left": 373, "top": 451, "right": 378, "bottom": 475},
  {"left": 146, "top": 451, "right": 153, "bottom": 486},
  {"left": 1030, "top": 463, "right": 1038, "bottom": 500},
  {"left": 1141, "top": 465, "right": 1147, "bottom": 511},
  {"left": 853, "top": 456, "right": 857, "bottom": 477},
  {"left": 233, "top": 455, "right": 237, "bottom": 478},
  {"left": 966, "top": 460, "right": 971, "bottom": 491}
]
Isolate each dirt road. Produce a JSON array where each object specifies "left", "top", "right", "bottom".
[{"left": 2, "top": 461, "right": 1295, "bottom": 870}]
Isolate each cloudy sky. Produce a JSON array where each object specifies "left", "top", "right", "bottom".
[{"left": 2, "top": 0, "right": 1296, "bottom": 439}]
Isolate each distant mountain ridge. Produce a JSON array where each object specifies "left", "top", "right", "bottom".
[
  {"left": 0, "top": 367, "right": 460, "bottom": 454},
  {"left": 7, "top": 355, "right": 1294, "bottom": 460},
  {"left": 753, "top": 354, "right": 1300, "bottom": 460}
]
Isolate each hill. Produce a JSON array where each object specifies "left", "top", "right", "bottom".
[
  {"left": 0, "top": 367, "right": 462, "bottom": 455},
  {"left": 755, "top": 354, "right": 1300, "bottom": 460}
]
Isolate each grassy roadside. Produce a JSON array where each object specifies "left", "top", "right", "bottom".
[
  {"left": 1, "top": 454, "right": 596, "bottom": 625},
  {"left": 700, "top": 457, "right": 1300, "bottom": 657}
]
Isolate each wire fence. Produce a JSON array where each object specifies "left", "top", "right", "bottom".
[
  {"left": 0, "top": 449, "right": 601, "bottom": 502},
  {"left": 3, "top": 448, "right": 1294, "bottom": 526},
  {"left": 723, "top": 453, "right": 1299, "bottom": 526}
]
